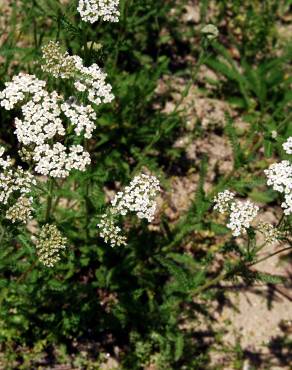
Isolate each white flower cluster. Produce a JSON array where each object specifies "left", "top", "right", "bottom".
[
  {"left": 283, "top": 137, "right": 292, "bottom": 155},
  {"left": 214, "top": 190, "right": 259, "bottom": 236},
  {"left": 97, "top": 214, "right": 127, "bottom": 247},
  {"left": 61, "top": 101, "right": 97, "bottom": 139},
  {"left": 0, "top": 73, "right": 46, "bottom": 110},
  {"left": 15, "top": 91, "right": 65, "bottom": 146},
  {"left": 33, "top": 143, "right": 91, "bottom": 178},
  {"left": 227, "top": 200, "right": 259, "bottom": 237},
  {"left": 77, "top": 0, "right": 120, "bottom": 23},
  {"left": 35, "top": 224, "right": 67, "bottom": 267},
  {"left": 41, "top": 41, "right": 114, "bottom": 106},
  {"left": 0, "top": 148, "right": 36, "bottom": 205},
  {"left": 0, "top": 168, "right": 35, "bottom": 204},
  {"left": 73, "top": 55, "right": 114, "bottom": 106},
  {"left": 6, "top": 196, "right": 33, "bottom": 223},
  {"left": 97, "top": 174, "right": 160, "bottom": 247},
  {"left": 265, "top": 160, "right": 292, "bottom": 215},
  {"left": 111, "top": 174, "right": 161, "bottom": 222},
  {"left": 213, "top": 190, "right": 235, "bottom": 213},
  {"left": 0, "top": 72, "right": 95, "bottom": 178},
  {"left": 0, "top": 147, "right": 12, "bottom": 169}
]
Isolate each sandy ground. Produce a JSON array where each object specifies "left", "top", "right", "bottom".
[{"left": 159, "top": 74, "right": 292, "bottom": 368}]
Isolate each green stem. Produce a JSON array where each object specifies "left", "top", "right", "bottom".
[
  {"left": 45, "top": 179, "right": 54, "bottom": 223},
  {"left": 193, "top": 270, "right": 226, "bottom": 296},
  {"left": 193, "top": 245, "right": 292, "bottom": 296},
  {"left": 172, "top": 46, "right": 207, "bottom": 113},
  {"left": 85, "top": 182, "right": 90, "bottom": 241},
  {"left": 248, "top": 245, "right": 292, "bottom": 267},
  {"left": 277, "top": 213, "right": 285, "bottom": 228},
  {"left": 16, "top": 260, "right": 38, "bottom": 284}
]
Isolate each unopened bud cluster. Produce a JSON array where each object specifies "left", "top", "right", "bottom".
[
  {"left": 257, "top": 222, "right": 281, "bottom": 245},
  {"left": 6, "top": 196, "right": 33, "bottom": 223},
  {"left": 35, "top": 224, "right": 67, "bottom": 267},
  {"left": 41, "top": 41, "right": 77, "bottom": 79},
  {"left": 41, "top": 41, "right": 114, "bottom": 106},
  {"left": 201, "top": 24, "right": 219, "bottom": 40},
  {"left": 77, "top": 0, "right": 120, "bottom": 23},
  {"left": 97, "top": 214, "right": 127, "bottom": 247}
]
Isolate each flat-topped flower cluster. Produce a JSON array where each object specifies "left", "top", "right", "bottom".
[
  {"left": 111, "top": 174, "right": 161, "bottom": 222},
  {"left": 214, "top": 190, "right": 259, "bottom": 237},
  {"left": 0, "top": 147, "right": 35, "bottom": 223},
  {"left": 0, "top": 10, "right": 121, "bottom": 267},
  {"left": 41, "top": 41, "right": 114, "bottom": 106},
  {"left": 98, "top": 174, "right": 161, "bottom": 246},
  {"left": 77, "top": 0, "right": 120, "bottom": 23},
  {"left": 0, "top": 73, "right": 92, "bottom": 178},
  {"left": 0, "top": 42, "right": 114, "bottom": 179},
  {"left": 264, "top": 137, "right": 292, "bottom": 215},
  {"left": 214, "top": 138, "right": 292, "bottom": 241}
]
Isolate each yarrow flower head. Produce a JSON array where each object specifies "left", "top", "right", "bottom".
[
  {"left": 271, "top": 130, "right": 277, "bottom": 139},
  {"left": 34, "top": 224, "right": 67, "bottom": 267},
  {"left": 61, "top": 100, "right": 97, "bottom": 139},
  {"left": 77, "top": 0, "right": 120, "bottom": 23},
  {"left": 214, "top": 190, "right": 259, "bottom": 237},
  {"left": 73, "top": 55, "right": 114, "bottom": 106},
  {"left": 97, "top": 174, "right": 160, "bottom": 247},
  {"left": 33, "top": 143, "right": 91, "bottom": 178},
  {"left": 227, "top": 200, "right": 259, "bottom": 237},
  {"left": 0, "top": 73, "right": 46, "bottom": 110},
  {"left": 0, "top": 148, "right": 36, "bottom": 204},
  {"left": 283, "top": 137, "right": 292, "bottom": 155},
  {"left": 97, "top": 214, "right": 127, "bottom": 247},
  {"left": 111, "top": 174, "right": 161, "bottom": 222},
  {"left": 265, "top": 160, "right": 292, "bottom": 215},
  {"left": 15, "top": 91, "right": 65, "bottom": 146},
  {"left": 213, "top": 190, "right": 235, "bottom": 213},
  {"left": 6, "top": 196, "right": 33, "bottom": 223},
  {"left": 0, "top": 146, "right": 13, "bottom": 169},
  {"left": 40, "top": 42, "right": 114, "bottom": 106},
  {"left": 0, "top": 72, "right": 95, "bottom": 178}
]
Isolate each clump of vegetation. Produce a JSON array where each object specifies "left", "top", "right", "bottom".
[{"left": 0, "top": 0, "right": 291, "bottom": 368}]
